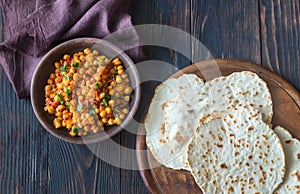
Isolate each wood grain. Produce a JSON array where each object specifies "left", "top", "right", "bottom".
[
  {"left": 260, "top": 0, "right": 300, "bottom": 91},
  {"left": 190, "top": 0, "right": 261, "bottom": 64},
  {"left": 0, "top": 1, "right": 299, "bottom": 194},
  {"left": 137, "top": 59, "right": 300, "bottom": 193},
  {"left": 127, "top": 1, "right": 192, "bottom": 193},
  {"left": 0, "top": 66, "right": 48, "bottom": 194},
  {"left": 47, "top": 135, "right": 122, "bottom": 194}
]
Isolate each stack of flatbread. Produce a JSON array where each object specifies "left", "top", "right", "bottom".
[{"left": 145, "top": 71, "right": 300, "bottom": 193}]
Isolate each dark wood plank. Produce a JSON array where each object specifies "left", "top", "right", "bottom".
[
  {"left": 47, "top": 134, "right": 121, "bottom": 194},
  {"left": 0, "top": 66, "right": 49, "bottom": 194},
  {"left": 260, "top": 0, "right": 300, "bottom": 91},
  {"left": 0, "top": 1, "right": 298, "bottom": 194},
  {"left": 190, "top": 0, "right": 261, "bottom": 64},
  {"left": 124, "top": 0, "right": 192, "bottom": 193}
]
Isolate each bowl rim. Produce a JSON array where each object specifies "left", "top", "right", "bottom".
[{"left": 31, "top": 37, "right": 141, "bottom": 144}]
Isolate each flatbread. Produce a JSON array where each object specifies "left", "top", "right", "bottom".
[
  {"left": 188, "top": 105, "right": 285, "bottom": 194},
  {"left": 145, "top": 74, "right": 204, "bottom": 170},
  {"left": 274, "top": 126, "right": 300, "bottom": 194},
  {"left": 162, "top": 71, "right": 273, "bottom": 169}
]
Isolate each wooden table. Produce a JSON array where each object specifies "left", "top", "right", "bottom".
[{"left": 0, "top": 1, "right": 299, "bottom": 193}]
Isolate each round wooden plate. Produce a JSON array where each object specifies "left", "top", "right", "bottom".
[{"left": 136, "top": 59, "right": 300, "bottom": 194}]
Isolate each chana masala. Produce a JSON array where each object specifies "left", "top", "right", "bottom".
[{"left": 44, "top": 48, "right": 132, "bottom": 136}]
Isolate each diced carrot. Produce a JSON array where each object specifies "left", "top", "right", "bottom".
[
  {"left": 48, "top": 101, "right": 58, "bottom": 107},
  {"left": 99, "top": 68, "right": 108, "bottom": 75}
]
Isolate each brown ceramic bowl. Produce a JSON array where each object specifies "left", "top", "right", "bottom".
[{"left": 31, "top": 38, "right": 141, "bottom": 144}]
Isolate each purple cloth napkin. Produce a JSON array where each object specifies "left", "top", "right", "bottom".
[{"left": 0, "top": 0, "right": 140, "bottom": 98}]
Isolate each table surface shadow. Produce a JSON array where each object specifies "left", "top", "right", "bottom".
[{"left": 0, "top": 1, "right": 299, "bottom": 194}]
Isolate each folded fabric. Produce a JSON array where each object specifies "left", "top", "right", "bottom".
[{"left": 0, "top": 0, "right": 141, "bottom": 98}]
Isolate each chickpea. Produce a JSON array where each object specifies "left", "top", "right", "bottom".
[
  {"left": 84, "top": 62, "right": 90, "bottom": 68},
  {"left": 123, "top": 79, "right": 129, "bottom": 84},
  {"left": 122, "top": 108, "right": 129, "bottom": 114},
  {"left": 105, "top": 107, "right": 112, "bottom": 114},
  {"left": 114, "top": 117, "right": 121, "bottom": 125},
  {"left": 100, "top": 111, "right": 106, "bottom": 118},
  {"left": 97, "top": 55, "right": 105, "bottom": 60},
  {"left": 121, "top": 74, "right": 128, "bottom": 79},
  {"left": 45, "top": 91, "right": 50, "bottom": 97},
  {"left": 70, "top": 67, "right": 76, "bottom": 73},
  {"left": 92, "top": 50, "right": 99, "bottom": 55},
  {"left": 82, "top": 120, "right": 88, "bottom": 126},
  {"left": 55, "top": 111, "right": 63, "bottom": 117},
  {"left": 45, "top": 85, "right": 51, "bottom": 92},
  {"left": 54, "top": 62, "right": 60, "bottom": 69},
  {"left": 62, "top": 113, "right": 69, "bottom": 120},
  {"left": 79, "top": 55, "right": 85, "bottom": 61},
  {"left": 78, "top": 96, "right": 84, "bottom": 102},
  {"left": 57, "top": 105, "right": 65, "bottom": 111},
  {"left": 63, "top": 54, "right": 71, "bottom": 60},
  {"left": 87, "top": 91, "right": 94, "bottom": 98},
  {"left": 96, "top": 76, "right": 101, "bottom": 82},
  {"left": 48, "top": 106, "right": 55, "bottom": 114},
  {"left": 47, "top": 79, "right": 53, "bottom": 85},
  {"left": 69, "top": 131, "right": 76, "bottom": 137},
  {"left": 102, "top": 118, "right": 108, "bottom": 124},
  {"left": 45, "top": 48, "right": 131, "bottom": 136},
  {"left": 49, "top": 73, "right": 55, "bottom": 79},
  {"left": 53, "top": 118, "right": 61, "bottom": 129},
  {"left": 84, "top": 48, "right": 91, "bottom": 54},
  {"left": 110, "top": 80, "right": 116, "bottom": 87},
  {"left": 73, "top": 73, "right": 79, "bottom": 81},
  {"left": 55, "top": 77, "right": 62, "bottom": 83},
  {"left": 109, "top": 100, "right": 115, "bottom": 106},
  {"left": 75, "top": 59, "right": 81, "bottom": 64},
  {"left": 86, "top": 55, "right": 94, "bottom": 63},
  {"left": 85, "top": 80, "right": 91, "bottom": 86},
  {"left": 118, "top": 69, "right": 124, "bottom": 75},
  {"left": 92, "top": 128, "right": 99, "bottom": 134},
  {"left": 85, "top": 113, "right": 91, "bottom": 119},
  {"left": 109, "top": 89, "right": 115, "bottom": 96},
  {"left": 82, "top": 88, "right": 87, "bottom": 95},
  {"left": 57, "top": 83, "right": 63, "bottom": 90},
  {"left": 113, "top": 58, "right": 122, "bottom": 65},
  {"left": 89, "top": 118, "right": 95, "bottom": 125},
  {"left": 124, "top": 87, "right": 132, "bottom": 94},
  {"left": 116, "top": 86, "right": 124, "bottom": 92},
  {"left": 66, "top": 120, "right": 72, "bottom": 129},
  {"left": 62, "top": 120, "right": 66, "bottom": 127},
  {"left": 108, "top": 118, "right": 114, "bottom": 125},
  {"left": 119, "top": 114, "right": 125, "bottom": 120},
  {"left": 116, "top": 75, "right": 122, "bottom": 84},
  {"left": 79, "top": 68, "right": 85, "bottom": 74},
  {"left": 99, "top": 93, "right": 105, "bottom": 99},
  {"left": 124, "top": 96, "right": 130, "bottom": 102}
]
